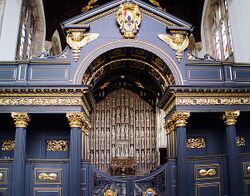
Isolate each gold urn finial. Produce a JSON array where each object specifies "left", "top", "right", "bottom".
[
  {"left": 11, "top": 112, "right": 30, "bottom": 128},
  {"left": 222, "top": 110, "right": 240, "bottom": 126}
]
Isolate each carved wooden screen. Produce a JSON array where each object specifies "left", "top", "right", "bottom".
[{"left": 90, "top": 88, "right": 157, "bottom": 175}]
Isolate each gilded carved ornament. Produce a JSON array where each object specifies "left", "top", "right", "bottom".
[
  {"left": 116, "top": 3, "right": 142, "bottom": 39},
  {"left": 0, "top": 173, "right": 3, "bottom": 181},
  {"left": 82, "top": 121, "right": 91, "bottom": 135},
  {"left": 199, "top": 168, "right": 216, "bottom": 177},
  {"left": 236, "top": 136, "right": 246, "bottom": 147},
  {"left": 144, "top": 188, "right": 156, "bottom": 196},
  {"left": 172, "top": 111, "right": 190, "bottom": 127},
  {"left": 11, "top": 112, "right": 30, "bottom": 128},
  {"left": 103, "top": 189, "right": 116, "bottom": 196},
  {"left": 158, "top": 33, "right": 189, "bottom": 63},
  {"left": 222, "top": 110, "right": 240, "bottom": 126},
  {"left": 186, "top": 138, "right": 206, "bottom": 149},
  {"left": 38, "top": 173, "right": 58, "bottom": 181},
  {"left": 66, "top": 112, "right": 84, "bottom": 128},
  {"left": 81, "top": 0, "right": 98, "bottom": 13},
  {"left": 66, "top": 29, "right": 99, "bottom": 62},
  {"left": 47, "top": 140, "right": 68, "bottom": 151},
  {"left": 1, "top": 140, "right": 15, "bottom": 151}
]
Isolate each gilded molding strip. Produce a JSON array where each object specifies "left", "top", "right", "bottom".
[
  {"left": 236, "top": 136, "right": 246, "bottom": 146},
  {"left": 1, "top": 140, "right": 15, "bottom": 151},
  {"left": 186, "top": 138, "right": 206, "bottom": 149},
  {"left": 176, "top": 97, "right": 250, "bottom": 105},
  {"left": 0, "top": 98, "right": 84, "bottom": 106},
  {"left": 46, "top": 140, "right": 68, "bottom": 151}
]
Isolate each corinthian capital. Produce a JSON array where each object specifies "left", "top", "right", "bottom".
[
  {"left": 172, "top": 112, "right": 190, "bottom": 127},
  {"left": 222, "top": 110, "right": 240, "bottom": 126},
  {"left": 66, "top": 112, "right": 84, "bottom": 128},
  {"left": 11, "top": 112, "right": 30, "bottom": 128}
]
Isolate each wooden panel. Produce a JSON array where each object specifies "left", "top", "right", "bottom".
[
  {"left": 187, "top": 68, "right": 223, "bottom": 81},
  {"left": 0, "top": 67, "right": 17, "bottom": 81},
  {"left": 244, "top": 180, "right": 250, "bottom": 195},
  {"left": 33, "top": 188, "right": 62, "bottom": 196},
  {"left": 0, "top": 188, "right": 8, "bottom": 196},
  {"left": 29, "top": 66, "right": 68, "bottom": 81},
  {"left": 34, "top": 168, "right": 62, "bottom": 185},
  {"left": 195, "top": 182, "right": 220, "bottom": 196},
  {"left": 233, "top": 68, "right": 250, "bottom": 81},
  {"left": 194, "top": 164, "right": 220, "bottom": 180}
]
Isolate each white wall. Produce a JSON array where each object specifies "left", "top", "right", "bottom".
[
  {"left": 228, "top": 0, "right": 250, "bottom": 63},
  {"left": 0, "top": 0, "right": 22, "bottom": 61}
]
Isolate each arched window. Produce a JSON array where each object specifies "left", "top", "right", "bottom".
[
  {"left": 16, "top": 3, "right": 34, "bottom": 60},
  {"left": 16, "top": 0, "right": 45, "bottom": 60},
  {"left": 204, "top": 0, "right": 233, "bottom": 61}
]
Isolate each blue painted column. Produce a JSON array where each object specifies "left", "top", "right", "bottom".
[
  {"left": 11, "top": 112, "right": 30, "bottom": 196},
  {"left": 173, "top": 112, "right": 190, "bottom": 196},
  {"left": 66, "top": 112, "right": 84, "bottom": 196},
  {"left": 222, "top": 110, "right": 241, "bottom": 196}
]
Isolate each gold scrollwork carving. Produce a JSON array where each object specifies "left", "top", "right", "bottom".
[
  {"left": 66, "top": 29, "right": 99, "bottom": 62},
  {"left": 158, "top": 33, "right": 189, "bottom": 62},
  {"left": 46, "top": 140, "right": 68, "bottom": 151},
  {"left": 38, "top": 173, "right": 58, "bottom": 181},
  {"left": 236, "top": 136, "right": 246, "bottom": 146},
  {"left": 11, "top": 112, "right": 30, "bottom": 128},
  {"left": 187, "top": 138, "right": 206, "bottom": 149},
  {"left": 144, "top": 188, "right": 156, "bottom": 196},
  {"left": 103, "top": 189, "right": 116, "bottom": 196},
  {"left": 116, "top": 3, "right": 142, "bottom": 39},
  {"left": 199, "top": 168, "right": 217, "bottom": 177},
  {"left": 222, "top": 110, "right": 240, "bottom": 126},
  {"left": 81, "top": 0, "right": 98, "bottom": 13},
  {"left": 1, "top": 140, "right": 15, "bottom": 151}
]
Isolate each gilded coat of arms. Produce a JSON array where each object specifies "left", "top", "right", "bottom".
[{"left": 116, "top": 3, "right": 142, "bottom": 39}]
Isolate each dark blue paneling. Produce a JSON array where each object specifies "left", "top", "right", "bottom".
[
  {"left": 233, "top": 68, "right": 250, "bottom": 81},
  {"left": 0, "top": 66, "right": 17, "bottom": 81},
  {"left": 187, "top": 67, "right": 223, "bottom": 81}
]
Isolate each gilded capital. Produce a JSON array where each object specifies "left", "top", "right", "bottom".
[
  {"left": 11, "top": 112, "right": 30, "bottom": 128},
  {"left": 222, "top": 110, "right": 240, "bottom": 126},
  {"left": 172, "top": 112, "right": 190, "bottom": 127},
  {"left": 66, "top": 112, "right": 84, "bottom": 128},
  {"left": 164, "top": 119, "right": 175, "bottom": 134},
  {"left": 82, "top": 121, "right": 91, "bottom": 135}
]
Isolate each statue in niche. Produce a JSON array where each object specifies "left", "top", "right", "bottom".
[
  {"left": 117, "top": 107, "right": 120, "bottom": 123},
  {"left": 130, "top": 108, "right": 134, "bottom": 125},
  {"left": 117, "top": 124, "right": 121, "bottom": 140},
  {"left": 130, "top": 145, "right": 134, "bottom": 157},
  {"left": 121, "top": 124, "right": 125, "bottom": 140},
  {"left": 96, "top": 151, "right": 99, "bottom": 164},
  {"left": 135, "top": 110, "right": 139, "bottom": 126},
  {"left": 112, "top": 108, "right": 116, "bottom": 125},
  {"left": 107, "top": 152, "right": 110, "bottom": 164},
  {"left": 146, "top": 110, "right": 150, "bottom": 127},
  {"left": 101, "top": 139, "right": 105, "bottom": 150},
  {"left": 136, "top": 150, "right": 140, "bottom": 163},
  {"left": 107, "top": 110, "right": 110, "bottom": 127},
  {"left": 96, "top": 110, "right": 100, "bottom": 125},
  {"left": 101, "top": 110, "right": 105, "bottom": 127},
  {"left": 112, "top": 145, "right": 116, "bottom": 157},
  {"left": 112, "top": 126, "right": 116, "bottom": 141},
  {"left": 101, "top": 151, "right": 105, "bottom": 163},
  {"left": 146, "top": 150, "right": 150, "bottom": 163},
  {"left": 146, "top": 138, "right": 150, "bottom": 148},
  {"left": 121, "top": 107, "right": 124, "bottom": 123},
  {"left": 125, "top": 125, "right": 129, "bottom": 140},
  {"left": 90, "top": 151, "right": 94, "bottom": 162},
  {"left": 146, "top": 128, "right": 150, "bottom": 137},
  {"left": 141, "top": 151, "right": 145, "bottom": 163},
  {"left": 125, "top": 107, "right": 129, "bottom": 123},
  {"left": 141, "top": 138, "right": 145, "bottom": 148}
]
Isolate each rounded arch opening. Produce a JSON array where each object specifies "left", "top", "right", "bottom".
[{"left": 74, "top": 40, "right": 183, "bottom": 85}]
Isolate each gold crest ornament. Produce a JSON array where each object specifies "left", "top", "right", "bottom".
[
  {"left": 144, "top": 188, "right": 156, "bottom": 196},
  {"left": 116, "top": 3, "right": 142, "bottom": 39},
  {"left": 66, "top": 30, "right": 99, "bottom": 62},
  {"left": 103, "top": 189, "right": 116, "bottom": 196},
  {"left": 158, "top": 33, "right": 189, "bottom": 63},
  {"left": 82, "top": 0, "right": 98, "bottom": 13}
]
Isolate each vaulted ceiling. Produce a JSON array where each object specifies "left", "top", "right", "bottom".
[{"left": 43, "top": 0, "right": 204, "bottom": 46}]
